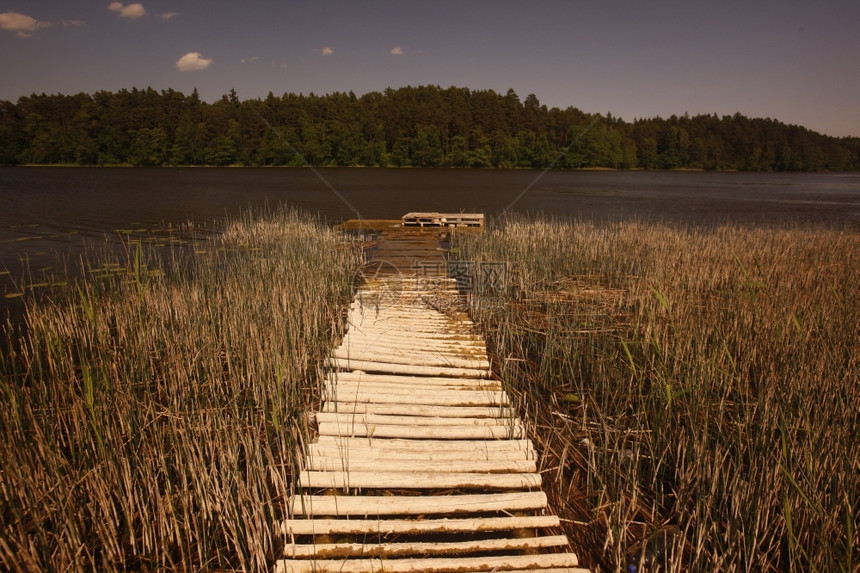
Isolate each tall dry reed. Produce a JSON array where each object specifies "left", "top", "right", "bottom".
[
  {"left": 456, "top": 216, "right": 860, "bottom": 572},
  {"left": 0, "top": 207, "right": 362, "bottom": 571}
]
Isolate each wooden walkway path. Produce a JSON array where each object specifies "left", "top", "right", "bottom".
[{"left": 277, "top": 241, "right": 586, "bottom": 572}]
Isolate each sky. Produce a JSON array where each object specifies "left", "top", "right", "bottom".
[{"left": 1, "top": 1, "right": 859, "bottom": 137}]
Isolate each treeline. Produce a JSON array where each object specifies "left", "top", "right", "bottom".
[{"left": 1, "top": 85, "right": 858, "bottom": 170}]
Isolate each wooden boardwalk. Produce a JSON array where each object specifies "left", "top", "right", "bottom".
[{"left": 277, "top": 243, "right": 586, "bottom": 572}]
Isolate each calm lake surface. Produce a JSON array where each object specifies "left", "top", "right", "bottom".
[{"left": 2, "top": 167, "right": 859, "bottom": 302}]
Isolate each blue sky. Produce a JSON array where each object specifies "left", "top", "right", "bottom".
[{"left": 1, "top": 1, "right": 859, "bottom": 137}]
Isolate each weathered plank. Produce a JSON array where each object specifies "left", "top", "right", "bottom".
[
  {"left": 353, "top": 289, "right": 461, "bottom": 299},
  {"left": 330, "top": 348, "right": 489, "bottom": 369},
  {"left": 289, "top": 491, "right": 548, "bottom": 516},
  {"left": 341, "top": 330, "right": 483, "bottom": 343},
  {"left": 347, "top": 321, "right": 474, "bottom": 333},
  {"left": 350, "top": 300, "right": 458, "bottom": 307},
  {"left": 344, "top": 326, "right": 477, "bottom": 339},
  {"left": 334, "top": 341, "right": 488, "bottom": 359},
  {"left": 329, "top": 370, "right": 490, "bottom": 382},
  {"left": 325, "top": 381, "right": 501, "bottom": 395},
  {"left": 298, "top": 470, "right": 541, "bottom": 490},
  {"left": 316, "top": 422, "right": 524, "bottom": 439},
  {"left": 323, "top": 384, "right": 502, "bottom": 401},
  {"left": 314, "top": 412, "right": 523, "bottom": 429},
  {"left": 274, "top": 552, "right": 582, "bottom": 573},
  {"left": 328, "top": 358, "right": 490, "bottom": 378},
  {"left": 281, "top": 514, "right": 560, "bottom": 536},
  {"left": 349, "top": 309, "right": 462, "bottom": 322},
  {"left": 312, "top": 436, "right": 534, "bottom": 453},
  {"left": 319, "top": 402, "right": 514, "bottom": 418},
  {"left": 326, "top": 372, "right": 500, "bottom": 389},
  {"left": 308, "top": 444, "right": 535, "bottom": 462},
  {"left": 284, "top": 534, "right": 570, "bottom": 557},
  {"left": 323, "top": 386, "right": 505, "bottom": 402},
  {"left": 305, "top": 457, "right": 537, "bottom": 473},
  {"left": 347, "top": 316, "right": 472, "bottom": 330},
  {"left": 322, "top": 391, "right": 505, "bottom": 407},
  {"left": 337, "top": 336, "right": 488, "bottom": 351}
]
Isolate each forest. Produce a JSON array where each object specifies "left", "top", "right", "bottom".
[{"left": 1, "top": 85, "right": 858, "bottom": 170}]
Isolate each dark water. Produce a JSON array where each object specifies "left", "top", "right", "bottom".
[{"left": 2, "top": 166, "right": 859, "bottom": 301}]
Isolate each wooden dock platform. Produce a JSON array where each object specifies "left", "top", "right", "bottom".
[{"left": 277, "top": 261, "right": 586, "bottom": 571}]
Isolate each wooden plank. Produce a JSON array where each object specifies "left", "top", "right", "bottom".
[
  {"left": 331, "top": 354, "right": 490, "bottom": 372},
  {"left": 312, "top": 436, "right": 534, "bottom": 453},
  {"left": 358, "top": 276, "right": 457, "bottom": 283},
  {"left": 344, "top": 328, "right": 477, "bottom": 339},
  {"left": 353, "top": 289, "right": 459, "bottom": 298},
  {"left": 347, "top": 311, "right": 472, "bottom": 323},
  {"left": 353, "top": 293, "right": 460, "bottom": 302},
  {"left": 329, "top": 357, "right": 489, "bottom": 378},
  {"left": 325, "top": 382, "right": 502, "bottom": 396},
  {"left": 289, "top": 491, "right": 548, "bottom": 516},
  {"left": 348, "top": 304, "right": 464, "bottom": 316},
  {"left": 345, "top": 325, "right": 476, "bottom": 338},
  {"left": 347, "top": 318, "right": 474, "bottom": 330},
  {"left": 278, "top": 562, "right": 587, "bottom": 573},
  {"left": 329, "top": 371, "right": 491, "bottom": 383},
  {"left": 334, "top": 342, "right": 487, "bottom": 357},
  {"left": 348, "top": 318, "right": 464, "bottom": 330},
  {"left": 305, "top": 457, "right": 537, "bottom": 474},
  {"left": 343, "top": 329, "right": 477, "bottom": 342},
  {"left": 322, "top": 391, "right": 504, "bottom": 407},
  {"left": 349, "top": 308, "right": 458, "bottom": 320},
  {"left": 335, "top": 338, "right": 487, "bottom": 356},
  {"left": 342, "top": 330, "right": 483, "bottom": 343},
  {"left": 285, "top": 534, "right": 570, "bottom": 557},
  {"left": 339, "top": 333, "right": 486, "bottom": 347},
  {"left": 319, "top": 402, "right": 514, "bottom": 419},
  {"left": 316, "top": 422, "right": 524, "bottom": 439},
  {"left": 323, "top": 380, "right": 500, "bottom": 400},
  {"left": 298, "top": 470, "right": 541, "bottom": 490},
  {"left": 353, "top": 291, "right": 462, "bottom": 301},
  {"left": 314, "top": 412, "right": 523, "bottom": 429},
  {"left": 324, "top": 382, "right": 502, "bottom": 396},
  {"left": 337, "top": 339, "right": 485, "bottom": 353},
  {"left": 308, "top": 445, "right": 535, "bottom": 462},
  {"left": 281, "top": 514, "right": 560, "bottom": 536},
  {"left": 347, "top": 314, "right": 469, "bottom": 328},
  {"left": 330, "top": 348, "right": 489, "bottom": 370},
  {"left": 274, "top": 552, "right": 580, "bottom": 573},
  {"left": 326, "top": 372, "right": 500, "bottom": 390}
]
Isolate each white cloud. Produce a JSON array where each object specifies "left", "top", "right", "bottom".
[
  {"left": 321, "top": 46, "right": 334, "bottom": 56},
  {"left": 176, "top": 51, "right": 213, "bottom": 71},
  {"left": 390, "top": 46, "right": 404, "bottom": 55},
  {"left": 108, "top": 2, "right": 146, "bottom": 19},
  {"left": 0, "top": 11, "right": 51, "bottom": 37},
  {"left": 161, "top": 12, "right": 180, "bottom": 20}
]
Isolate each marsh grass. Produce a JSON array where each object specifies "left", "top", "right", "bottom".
[
  {"left": 456, "top": 216, "right": 860, "bottom": 572},
  {"left": 0, "top": 207, "right": 362, "bottom": 571}
]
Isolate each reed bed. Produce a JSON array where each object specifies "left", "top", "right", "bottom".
[
  {"left": 0, "top": 207, "right": 362, "bottom": 571},
  {"left": 455, "top": 216, "right": 860, "bottom": 572}
]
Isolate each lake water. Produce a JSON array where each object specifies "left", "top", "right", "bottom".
[{"left": 2, "top": 167, "right": 859, "bottom": 305}]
